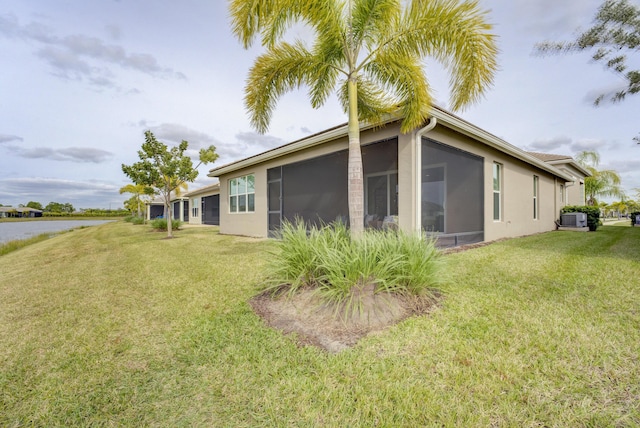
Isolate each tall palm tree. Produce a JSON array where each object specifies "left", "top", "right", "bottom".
[
  {"left": 229, "top": 0, "right": 498, "bottom": 234},
  {"left": 575, "top": 150, "right": 624, "bottom": 206}
]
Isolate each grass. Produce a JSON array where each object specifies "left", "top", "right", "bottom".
[
  {"left": 0, "top": 233, "right": 58, "bottom": 256},
  {"left": 0, "top": 221, "right": 638, "bottom": 426},
  {"left": 0, "top": 216, "right": 123, "bottom": 223}
]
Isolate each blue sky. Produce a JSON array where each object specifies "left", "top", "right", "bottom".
[{"left": 1, "top": 0, "right": 638, "bottom": 209}]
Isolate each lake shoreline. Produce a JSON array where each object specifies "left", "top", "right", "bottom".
[{"left": 0, "top": 220, "right": 116, "bottom": 244}]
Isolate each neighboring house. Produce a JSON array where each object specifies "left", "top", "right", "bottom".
[
  {"left": 145, "top": 193, "right": 189, "bottom": 222},
  {"left": 0, "top": 207, "right": 43, "bottom": 218},
  {"left": 208, "top": 106, "right": 590, "bottom": 247},
  {"left": 527, "top": 152, "right": 589, "bottom": 207},
  {"left": 184, "top": 183, "right": 220, "bottom": 225}
]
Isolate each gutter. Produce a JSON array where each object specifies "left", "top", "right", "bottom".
[{"left": 415, "top": 117, "right": 437, "bottom": 232}]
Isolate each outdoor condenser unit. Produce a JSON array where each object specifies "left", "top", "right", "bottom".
[{"left": 561, "top": 212, "right": 587, "bottom": 227}]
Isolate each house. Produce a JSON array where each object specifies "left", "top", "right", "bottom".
[
  {"left": 207, "top": 106, "right": 590, "bottom": 247},
  {"left": 184, "top": 183, "right": 220, "bottom": 225},
  {"left": 527, "top": 152, "right": 589, "bottom": 207},
  {"left": 145, "top": 193, "right": 189, "bottom": 222},
  {"left": 0, "top": 207, "right": 43, "bottom": 218}
]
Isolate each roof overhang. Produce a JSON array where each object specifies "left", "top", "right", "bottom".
[
  {"left": 208, "top": 106, "right": 576, "bottom": 182},
  {"left": 544, "top": 159, "right": 591, "bottom": 177},
  {"left": 184, "top": 183, "right": 220, "bottom": 197}
]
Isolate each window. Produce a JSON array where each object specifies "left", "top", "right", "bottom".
[
  {"left": 493, "top": 163, "right": 502, "bottom": 221},
  {"left": 533, "top": 175, "right": 539, "bottom": 219},
  {"left": 191, "top": 198, "right": 199, "bottom": 218},
  {"left": 560, "top": 184, "right": 564, "bottom": 204},
  {"left": 229, "top": 174, "right": 255, "bottom": 213}
]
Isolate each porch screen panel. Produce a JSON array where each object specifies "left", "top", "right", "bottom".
[
  {"left": 183, "top": 201, "right": 189, "bottom": 222},
  {"left": 421, "top": 138, "right": 484, "bottom": 247},
  {"left": 173, "top": 201, "right": 180, "bottom": 219},
  {"left": 202, "top": 195, "right": 220, "bottom": 225},
  {"left": 280, "top": 150, "right": 349, "bottom": 227},
  {"left": 269, "top": 138, "right": 398, "bottom": 231},
  {"left": 150, "top": 205, "right": 164, "bottom": 218}
]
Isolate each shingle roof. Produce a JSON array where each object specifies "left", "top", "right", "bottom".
[{"left": 527, "top": 152, "right": 573, "bottom": 162}]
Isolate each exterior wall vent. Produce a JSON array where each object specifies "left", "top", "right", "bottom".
[{"left": 561, "top": 212, "right": 587, "bottom": 227}]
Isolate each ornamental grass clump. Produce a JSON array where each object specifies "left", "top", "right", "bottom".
[
  {"left": 151, "top": 218, "right": 181, "bottom": 232},
  {"left": 268, "top": 220, "right": 443, "bottom": 318}
]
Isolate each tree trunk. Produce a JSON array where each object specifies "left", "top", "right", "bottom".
[
  {"left": 347, "top": 77, "right": 364, "bottom": 236},
  {"left": 136, "top": 195, "right": 142, "bottom": 218},
  {"left": 165, "top": 189, "right": 173, "bottom": 238}
]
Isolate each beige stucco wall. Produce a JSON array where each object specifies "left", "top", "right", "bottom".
[
  {"left": 418, "top": 126, "right": 562, "bottom": 242},
  {"left": 217, "top": 121, "right": 568, "bottom": 241}
]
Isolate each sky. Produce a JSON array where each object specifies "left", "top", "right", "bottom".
[{"left": 1, "top": 0, "right": 639, "bottom": 209}]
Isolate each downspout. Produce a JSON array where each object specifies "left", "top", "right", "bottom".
[{"left": 415, "top": 117, "right": 437, "bottom": 233}]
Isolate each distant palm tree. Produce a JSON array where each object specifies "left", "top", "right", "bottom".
[
  {"left": 229, "top": 0, "right": 498, "bottom": 234},
  {"left": 576, "top": 151, "right": 624, "bottom": 206},
  {"left": 119, "top": 184, "right": 155, "bottom": 218}
]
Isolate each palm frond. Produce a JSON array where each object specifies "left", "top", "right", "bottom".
[
  {"left": 364, "top": 51, "right": 432, "bottom": 132},
  {"left": 351, "top": 0, "right": 401, "bottom": 51},
  {"left": 337, "top": 77, "right": 397, "bottom": 125},
  {"left": 245, "top": 41, "right": 316, "bottom": 133},
  {"left": 393, "top": 0, "right": 498, "bottom": 111}
]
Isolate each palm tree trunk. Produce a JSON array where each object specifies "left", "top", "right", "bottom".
[{"left": 347, "top": 76, "right": 364, "bottom": 235}]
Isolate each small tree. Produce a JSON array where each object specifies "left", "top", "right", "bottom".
[
  {"left": 119, "top": 184, "right": 155, "bottom": 218},
  {"left": 121, "top": 131, "right": 218, "bottom": 238}
]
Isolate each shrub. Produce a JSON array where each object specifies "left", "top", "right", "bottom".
[
  {"left": 267, "top": 219, "right": 444, "bottom": 318},
  {"left": 562, "top": 205, "right": 601, "bottom": 231},
  {"left": 131, "top": 216, "right": 145, "bottom": 225},
  {"left": 150, "top": 218, "right": 181, "bottom": 231},
  {"left": 124, "top": 215, "right": 134, "bottom": 222}
]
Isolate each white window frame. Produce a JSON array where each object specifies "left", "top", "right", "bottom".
[
  {"left": 229, "top": 174, "right": 255, "bottom": 214},
  {"left": 493, "top": 162, "right": 502, "bottom": 222},
  {"left": 191, "top": 197, "right": 199, "bottom": 218}
]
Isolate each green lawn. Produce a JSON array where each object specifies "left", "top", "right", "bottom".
[{"left": 1, "top": 221, "right": 638, "bottom": 426}]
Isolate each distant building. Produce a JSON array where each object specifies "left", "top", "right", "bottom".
[{"left": 0, "top": 207, "right": 43, "bottom": 218}]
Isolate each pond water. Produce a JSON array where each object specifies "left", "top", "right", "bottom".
[{"left": 0, "top": 220, "right": 115, "bottom": 244}]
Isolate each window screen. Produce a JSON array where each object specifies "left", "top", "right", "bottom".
[{"left": 422, "top": 138, "right": 484, "bottom": 247}]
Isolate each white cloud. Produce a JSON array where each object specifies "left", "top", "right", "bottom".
[
  {"left": 8, "top": 146, "right": 114, "bottom": 163},
  {"left": 0, "top": 134, "right": 23, "bottom": 144},
  {"left": 0, "top": 12, "right": 185, "bottom": 90}
]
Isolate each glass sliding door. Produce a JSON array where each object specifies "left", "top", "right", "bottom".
[
  {"left": 365, "top": 171, "right": 398, "bottom": 229},
  {"left": 421, "top": 165, "right": 446, "bottom": 232}
]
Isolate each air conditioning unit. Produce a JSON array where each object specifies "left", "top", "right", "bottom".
[{"left": 561, "top": 212, "right": 587, "bottom": 227}]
